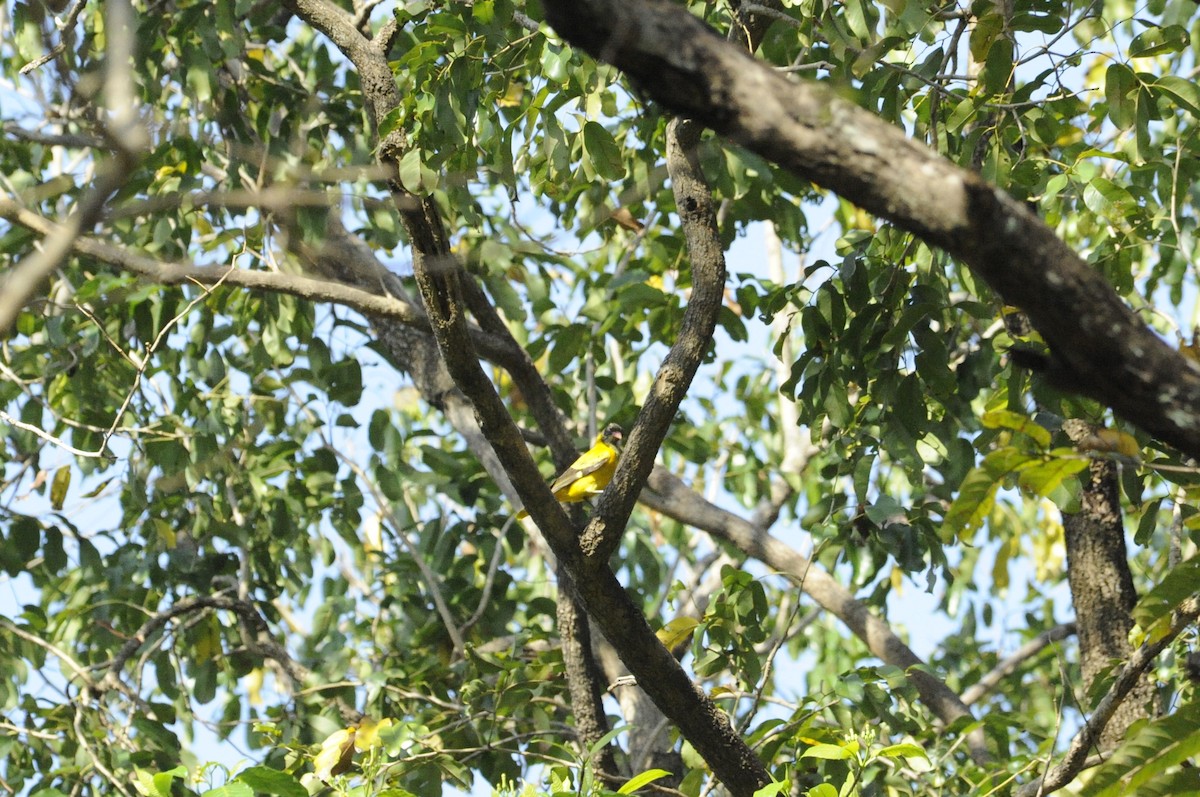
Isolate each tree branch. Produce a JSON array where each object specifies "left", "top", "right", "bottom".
[
  {"left": 961, "top": 623, "right": 1076, "bottom": 707},
  {"left": 282, "top": 0, "right": 632, "bottom": 784},
  {"left": 579, "top": 117, "right": 727, "bottom": 564},
  {"left": 540, "top": 0, "right": 1200, "bottom": 459},
  {"left": 1015, "top": 597, "right": 1200, "bottom": 796},
  {"left": 0, "top": 0, "right": 148, "bottom": 336},
  {"left": 0, "top": 196, "right": 531, "bottom": 368},
  {"left": 642, "top": 467, "right": 991, "bottom": 763}
]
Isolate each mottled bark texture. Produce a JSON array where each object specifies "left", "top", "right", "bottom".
[{"left": 1061, "top": 420, "right": 1156, "bottom": 749}]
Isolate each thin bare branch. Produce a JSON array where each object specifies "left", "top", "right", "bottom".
[{"left": 962, "top": 624, "right": 1077, "bottom": 707}]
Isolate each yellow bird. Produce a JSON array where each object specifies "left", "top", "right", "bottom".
[{"left": 516, "top": 424, "right": 623, "bottom": 519}]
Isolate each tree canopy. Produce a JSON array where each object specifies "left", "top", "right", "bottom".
[{"left": 2, "top": 0, "right": 1199, "bottom": 795}]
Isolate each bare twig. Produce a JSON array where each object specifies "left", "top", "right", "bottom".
[
  {"left": 0, "top": 617, "right": 95, "bottom": 689},
  {"left": 962, "top": 623, "right": 1077, "bottom": 706}
]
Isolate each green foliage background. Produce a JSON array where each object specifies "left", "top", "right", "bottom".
[{"left": 1, "top": 0, "right": 1199, "bottom": 794}]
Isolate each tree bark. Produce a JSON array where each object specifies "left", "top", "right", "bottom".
[
  {"left": 540, "top": 0, "right": 1200, "bottom": 459},
  {"left": 1060, "top": 420, "right": 1156, "bottom": 749}
]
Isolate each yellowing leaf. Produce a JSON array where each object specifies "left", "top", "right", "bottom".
[
  {"left": 1033, "top": 499, "right": 1065, "bottom": 582},
  {"left": 1075, "top": 428, "right": 1140, "bottom": 459},
  {"left": 801, "top": 743, "right": 853, "bottom": 760},
  {"left": 497, "top": 82, "right": 524, "bottom": 107},
  {"left": 1015, "top": 455, "right": 1089, "bottom": 497},
  {"left": 992, "top": 537, "right": 1015, "bottom": 591},
  {"left": 656, "top": 616, "right": 700, "bottom": 649},
  {"left": 363, "top": 511, "right": 383, "bottom": 555},
  {"left": 313, "top": 727, "right": 357, "bottom": 780},
  {"left": 942, "top": 467, "right": 1000, "bottom": 541},
  {"left": 50, "top": 466, "right": 70, "bottom": 510},
  {"left": 245, "top": 667, "right": 264, "bottom": 706},
  {"left": 1181, "top": 341, "right": 1200, "bottom": 365},
  {"left": 617, "top": 768, "right": 672, "bottom": 794},
  {"left": 877, "top": 742, "right": 928, "bottom": 760},
  {"left": 981, "top": 409, "right": 1051, "bottom": 448},
  {"left": 151, "top": 518, "right": 177, "bottom": 549},
  {"left": 354, "top": 717, "right": 395, "bottom": 751},
  {"left": 193, "top": 615, "right": 222, "bottom": 662}
]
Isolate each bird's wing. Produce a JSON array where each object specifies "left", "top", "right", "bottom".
[{"left": 549, "top": 444, "right": 615, "bottom": 493}]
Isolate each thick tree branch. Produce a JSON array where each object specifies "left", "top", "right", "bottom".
[
  {"left": 281, "top": 0, "right": 644, "bottom": 786},
  {"left": 556, "top": 567, "right": 622, "bottom": 780},
  {"left": 407, "top": 236, "right": 769, "bottom": 794},
  {"left": 541, "top": 0, "right": 1200, "bottom": 459},
  {"left": 1060, "top": 419, "right": 1155, "bottom": 748},
  {"left": 579, "top": 117, "right": 726, "bottom": 564}
]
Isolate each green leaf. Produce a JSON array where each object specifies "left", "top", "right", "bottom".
[
  {"left": 49, "top": 466, "right": 71, "bottom": 510},
  {"left": 472, "top": 0, "right": 495, "bottom": 23},
  {"left": 1152, "top": 75, "right": 1200, "bottom": 117},
  {"left": 801, "top": 743, "right": 853, "bottom": 760},
  {"left": 12, "top": 515, "right": 39, "bottom": 563},
  {"left": 1079, "top": 701, "right": 1200, "bottom": 796},
  {"left": 235, "top": 766, "right": 308, "bottom": 797},
  {"left": 980, "top": 36, "right": 1013, "bottom": 95},
  {"left": 1104, "top": 64, "right": 1137, "bottom": 129},
  {"left": 1082, "top": 177, "right": 1136, "bottom": 218},
  {"left": 1131, "top": 555, "right": 1200, "bottom": 631},
  {"left": 942, "top": 467, "right": 999, "bottom": 541},
  {"left": 822, "top": 375, "right": 852, "bottom": 428},
  {"left": 200, "top": 784, "right": 254, "bottom": 797},
  {"left": 1135, "top": 86, "right": 1153, "bottom": 163},
  {"left": 1014, "top": 456, "right": 1088, "bottom": 498},
  {"left": 1128, "top": 24, "right": 1189, "bottom": 57},
  {"left": 1133, "top": 498, "right": 1163, "bottom": 545},
  {"left": 619, "top": 768, "right": 673, "bottom": 794},
  {"left": 397, "top": 148, "right": 426, "bottom": 193},
  {"left": 980, "top": 409, "right": 1051, "bottom": 448},
  {"left": 581, "top": 121, "right": 625, "bottom": 181},
  {"left": 876, "top": 742, "right": 928, "bottom": 760},
  {"left": 969, "top": 13, "right": 1003, "bottom": 61}
]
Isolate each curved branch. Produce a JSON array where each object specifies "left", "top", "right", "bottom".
[
  {"left": 283, "top": 0, "right": 629, "bottom": 783},
  {"left": 0, "top": 0, "right": 148, "bottom": 336},
  {"left": 541, "top": 0, "right": 1200, "bottom": 459}
]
